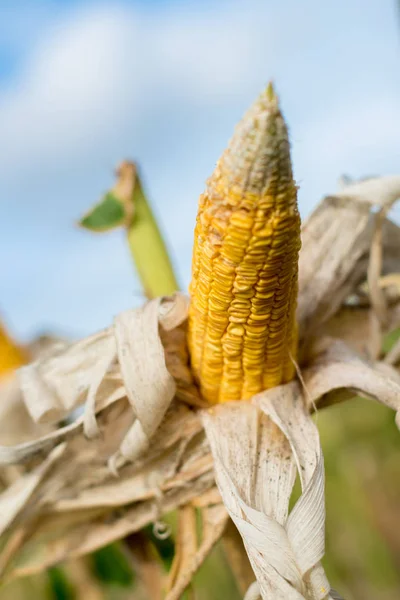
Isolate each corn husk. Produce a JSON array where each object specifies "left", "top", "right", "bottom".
[{"left": 0, "top": 177, "right": 400, "bottom": 599}]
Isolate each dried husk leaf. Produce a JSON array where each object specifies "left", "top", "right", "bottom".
[
  {"left": 65, "top": 558, "right": 106, "bottom": 600},
  {"left": 384, "top": 335, "right": 400, "bottom": 366},
  {"left": 0, "top": 184, "right": 400, "bottom": 589},
  {"left": 298, "top": 178, "right": 400, "bottom": 339},
  {"left": 337, "top": 175, "right": 400, "bottom": 206},
  {"left": 0, "top": 377, "right": 53, "bottom": 448},
  {"left": 0, "top": 443, "right": 66, "bottom": 537},
  {"left": 202, "top": 390, "right": 330, "bottom": 600},
  {"left": 165, "top": 503, "right": 228, "bottom": 600},
  {"left": 303, "top": 338, "right": 400, "bottom": 425},
  {"left": 125, "top": 531, "right": 165, "bottom": 600},
  {"left": 315, "top": 306, "right": 381, "bottom": 361}
]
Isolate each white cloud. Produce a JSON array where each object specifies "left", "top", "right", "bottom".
[
  {"left": 0, "top": 1, "right": 275, "bottom": 177},
  {"left": 0, "top": 6, "right": 137, "bottom": 172},
  {"left": 1, "top": 0, "right": 397, "bottom": 186}
]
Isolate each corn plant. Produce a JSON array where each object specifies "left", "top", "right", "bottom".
[{"left": 0, "top": 85, "right": 399, "bottom": 600}]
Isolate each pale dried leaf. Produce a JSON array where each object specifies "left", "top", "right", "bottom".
[
  {"left": 65, "top": 559, "right": 105, "bottom": 600},
  {"left": 83, "top": 344, "right": 117, "bottom": 439},
  {"left": 244, "top": 581, "right": 261, "bottom": 600},
  {"left": 367, "top": 183, "right": 400, "bottom": 326},
  {"left": 202, "top": 396, "right": 330, "bottom": 600},
  {"left": 125, "top": 531, "right": 165, "bottom": 600},
  {"left": 110, "top": 298, "right": 177, "bottom": 470},
  {"left": 0, "top": 377, "right": 52, "bottom": 447},
  {"left": 304, "top": 338, "right": 400, "bottom": 425},
  {"left": 159, "top": 294, "right": 190, "bottom": 331},
  {"left": 0, "top": 443, "right": 65, "bottom": 536},
  {"left": 0, "top": 401, "right": 214, "bottom": 577},
  {"left": 298, "top": 194, "right": 400, "bottom": 339},
  {"left": 165, "top": 503, "right": 228, "bottom": 600},
  {"left": 18, "top": 328, "right": 116, "bottom": 424},
  {"left": 6, "top": 294, "right": 188, "bottom": 473},
  {"left": 256, "top": 386, "right": 325, "bottom": 577},
  {"left": 166, "top": 505, "right": 197, "bottom": 595},
  {"left": 336, "top": 175, "right": 400, "bottom": 206},
  {"left": 191, "top": 487, "right": 221, "bottom": 508},
  {"left": 7, "top": 469, "right": 214, "bottom": 580},
  {"left": 384, "top": 336, "right": 400, "bottom": 366},
  {"left": 316, "top": 307, "right": 381, "bottom": 361}
]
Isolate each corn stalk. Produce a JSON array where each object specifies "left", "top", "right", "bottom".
[{"left": 79, "top": 161, "right": 179, "bottom": 298}]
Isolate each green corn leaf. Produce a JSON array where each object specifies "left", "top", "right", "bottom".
[
  {"left": 79, "top": 161, "right": 180, "bottom": 297},
  {"left": 79, "top": 193, "right": 126, "bottom": 232}
]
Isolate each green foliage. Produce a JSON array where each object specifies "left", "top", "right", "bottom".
[
  {"left": 382, "top": 327, "right": 400, "bottom": 354},
  {"left": 79, "top": 194, "right": 126, "bottom": 232},
  {"left": 126, "top": 177, "right": 180, "bottom": 297},
  {"left": 191, "top": 543, "right": 241, "bottom": 600},
  {"left": 47, "top": 567, "right": 75, "bottom": 600},
  {"left": 143, "top": 524, "right": 175, "bottom": 569},
  {"left": 90, "top": 544, "right": 134, "bottom": 587},
  {"left": 318, "top": 398, "right": 400, "bottom": 599}
]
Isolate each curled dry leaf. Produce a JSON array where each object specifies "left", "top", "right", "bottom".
[
  {"left": 0, "top": 443, "right": 66, "bottom": 537},
  {"left": 315, "top": 306, "right": 381, "bottom": 361},
  {"left": 303, "top": 338, "right": 400, "bottom": 425},
  {"left": 165, "top": 503, "right": 228, "bottom": 600},
  {"left": 243, "top": 583, "right": 345, "bottom": 600},
  {"left": 125, "top": 531, "right": 165, "bottom": 600},
  {"left": 65, "top": 558, "right": 106, "bottom": 600},
  {"left": 0, "top": 184, "right": 399, "bottom": 595},
  {"left": 202, "top": 389, "right": 330, "bottom": 600},
  {"left": 0, "top": 377, "right": 53, "bottom": 448},
  {"left": 244, "top": 581, "right": 263, "bottom": 600},
  {"left": 298, "top": 176, "right": 400, "bottom": 340}
]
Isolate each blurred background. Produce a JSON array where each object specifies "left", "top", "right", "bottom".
[
  {"left": 0, "top": 1, "right": 399, "bottom": 599},
  {"left": 0, "top": 0, "right": 399, "bottom": 341}
]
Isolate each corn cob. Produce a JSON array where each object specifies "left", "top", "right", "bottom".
[
  {"left": 0, "top": 323, "right": 27, "bottom": 377},
  {"left": 188, "top": 83, "right": 301, "bottom": 404}
]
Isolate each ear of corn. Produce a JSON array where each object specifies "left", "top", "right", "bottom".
[
  {"left": 188, "top": 84, "right": 301, "bottom": 404},
  {"left": 0, "top": 322, "right": 27, "bottom": 377}
]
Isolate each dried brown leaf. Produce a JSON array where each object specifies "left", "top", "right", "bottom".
[
  {"left": 0, "top": 443, "right": 66, "bottom": 537},
  {"left": 316, "top": 306, "right": 381, "bottom": 361},
  {"left": 65, "top": 558, "right": 105, "bottom": 600},
  {"left": 125, "top": 531, "right": 165, "bottom": 600},
  {"left": 303, "top": 338, "right": 400, "bottom": 425},
  {"left": 298, "top": 194, "right": 400, "bottom": 340},
  {"left": 165, "top": 503, "right": 228, "bottom": 600},
  {"left": 0, "top": 188, "right": 399, "bottom": 592},
  {"left": 203, "top": 395, "right": 329, "bottom": 600}
]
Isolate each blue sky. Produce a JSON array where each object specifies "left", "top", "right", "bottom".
[{"left": 1, "top": 0, "right": 399, "bottom": 341}]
